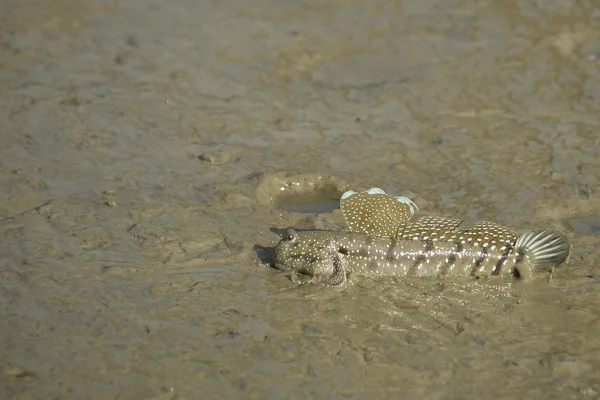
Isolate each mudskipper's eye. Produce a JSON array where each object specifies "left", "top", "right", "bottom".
[{"left": 285, "top": 229, "right": 297, "bottom": 242}]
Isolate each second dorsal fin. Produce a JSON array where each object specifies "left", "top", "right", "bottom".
[
  {"left": 340, "top": 188, "right": 417, "bottom": 238},
  {"left": 396, "top": 216, "right": 464, "bottom": 240},
  {"left": 396, "top": 218, "right": 518, "bottom": 248},
  {"left": 448, "top": 221, "right": 517, "bottom": 247}
]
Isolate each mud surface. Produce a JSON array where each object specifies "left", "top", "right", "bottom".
[{"left": 2, "top": 0, "right": 600, "bottom": 398}]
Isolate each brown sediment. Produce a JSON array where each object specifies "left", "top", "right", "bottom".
[{"left": 1, "top": 0, "right": 599, "bottom": 398}]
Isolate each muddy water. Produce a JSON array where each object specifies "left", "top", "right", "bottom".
[{"left": 1, "top": 0, "right": 600, "bottom": 398}]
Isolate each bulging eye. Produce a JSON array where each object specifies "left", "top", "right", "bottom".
[{"left": 285, "top": 229, "right": 297, "bottom": 242}]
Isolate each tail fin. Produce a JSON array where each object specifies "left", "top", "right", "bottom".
[{"left": 513, "top": 230, "right": 570, "bottom": 279}]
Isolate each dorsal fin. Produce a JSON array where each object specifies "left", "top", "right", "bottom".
[
  {"left": 448, "top": 221, "right": 517, "bottom": 246},
  {"left": 396, "top": 216, "right": 464, "bottom": 240},
  {"left": 395, "top": 218, "right": 517, "bottom": 245},
  {"left": 340, "top": 188, "right": 417, "bottom": 238}
]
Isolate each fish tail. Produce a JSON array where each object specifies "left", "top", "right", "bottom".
[{"left": 512, "top": 230, "right": 570, "bottom": 279}]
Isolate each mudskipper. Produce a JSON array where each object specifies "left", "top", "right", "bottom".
[{"left": 273, "top": 188, "right": 570, "bottom": 288}]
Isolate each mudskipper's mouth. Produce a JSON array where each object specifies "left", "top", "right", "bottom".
[{"left": 273, "top": 262, "right": 290, "bottom": 271}]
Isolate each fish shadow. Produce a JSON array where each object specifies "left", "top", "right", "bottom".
[
  {"left": 253, "top": 244, "right": 275, "bottom": 267},
  {"left": 253, "top": 228, "right": 285, "bottom": 268}
]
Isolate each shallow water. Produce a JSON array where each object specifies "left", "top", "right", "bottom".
[{"left": 1, "top": 0, "right": 600, "bottom": 398}]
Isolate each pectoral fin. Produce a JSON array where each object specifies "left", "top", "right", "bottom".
[
  {"left": 325, "top": 252, "right": 350, "bottom": 289},
  {"left": 301, "top": 252, "right": 349, "bottom": 289}
]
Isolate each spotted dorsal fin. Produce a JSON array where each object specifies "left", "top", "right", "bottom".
[
  {"left": 340, "top": 188, "right": 418, "bottom": 238},
  {"left": 396, "top": 216, "right": 464, "bottom": 240},
  {"left": 396, "top": 218, "right": 518, "bottom": 248},
  {"left": 448, "top": 221, "right": 517, "bottom": 247}
]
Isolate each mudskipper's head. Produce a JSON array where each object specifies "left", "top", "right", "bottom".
[{"left": 273, "top": 228, "right": 315, "bottom": 276}]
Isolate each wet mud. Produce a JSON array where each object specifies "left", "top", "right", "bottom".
[{"left": 1, "top": 0, "right": 600, "bottom": 398}]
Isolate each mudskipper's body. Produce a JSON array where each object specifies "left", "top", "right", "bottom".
[
  {"left": 273, "top": 188, "right": 570, "bottom": 287},
  {"left": 274, "top": 223, "right": 570, "bottom": 286}
]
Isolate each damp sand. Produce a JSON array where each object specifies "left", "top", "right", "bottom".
[{"left": 1, "top": 0, "right": 600, "bottom": 398}]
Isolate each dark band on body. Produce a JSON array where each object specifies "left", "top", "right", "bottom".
[
  {"left": 439, "top": 253, "right": 457, "bottom": 276},
  {"left": 385, "top": 237, "right": 398, "bottom": 262},
  {"left": 408, "top": 239, "right": 433, "bottom": 276},
  {"left": 358, "top": 235, "right": 376, "bottom": 258},
  {"left": 492, "top": 243, "right": 514, "bottom": 275},
  {"left": 438, "top": 241, "right": 464, "bottom": 276},
  {"left": 470, "top": 246, "right": 489, "bottom": 277},
  {"left": 424, "top": 239, "right": 435, "bottom": 252}
]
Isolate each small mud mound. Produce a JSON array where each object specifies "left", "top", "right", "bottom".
[{"left": 254, "top": 172, "right": 349, "bottom": 213}]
